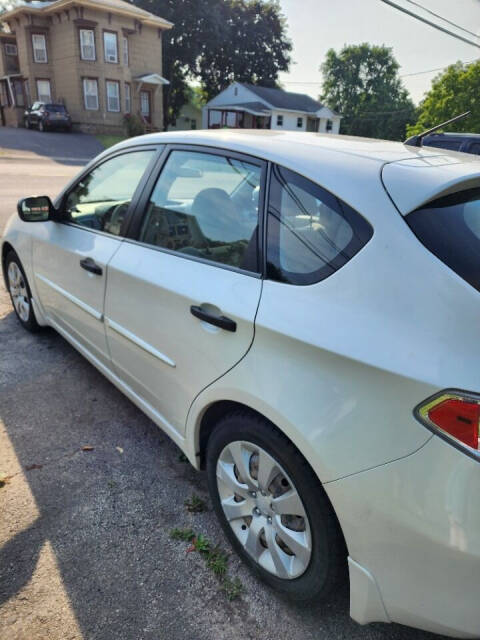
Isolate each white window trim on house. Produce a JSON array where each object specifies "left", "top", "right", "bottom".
[
  {"left": 106, "top": 80, "right": 120, "bottom": 112},
  {"left": 123, "top": 36, "right": 129, "bottom": 66},
  {"left": 125, "top": 82, "right": 131, "bottom": 113},
  {"left": 32, "top": 34, "right": 47, "bottom": 63},
  {"left": 297, "top": 117, "right": 303, "bottom": 128},
  {"left": 36, "top": 79, "right": 51, "bottom": 103},
  {"left": 276, "top": 114, "right": 283, "bottom": 126},
  {"left": 80, "top": 29, "right": 96, "bottom": 61},
  {"left": 83, "top": 78, "right": 99, "bottom": 110},
  {"left": 103, "top": 31, "right": 118, "bottom": 63},
  {"left": 5, "top": 43, "right": 17, "bottom": 56},
  {"left": 140, "top": 90, "right": 150, "bottom": 117}
]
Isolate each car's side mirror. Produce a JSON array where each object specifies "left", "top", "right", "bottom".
[{"left": 17, "top": 195, "right": 55, "bottom": 222}]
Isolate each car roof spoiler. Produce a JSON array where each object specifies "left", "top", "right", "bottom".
[{"left": 382, "top": 154, "right": 480, "bottom": 215}]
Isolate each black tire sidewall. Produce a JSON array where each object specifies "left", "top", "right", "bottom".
[
  {"left": 206, "top": 411, "right": 344, "bottom": 601},
  {"left": 6, "top": 252, "right": 40, "bottom": 332}
]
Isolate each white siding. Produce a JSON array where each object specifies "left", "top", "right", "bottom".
[
  {"left": 271, "top": 110, "right": 307, "bottom": 131},
  {"left": 202, "top": 82, "right": 260, "bottom": 128}
]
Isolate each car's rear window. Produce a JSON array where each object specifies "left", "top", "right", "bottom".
[
  {"left": 46, "top": 104, "right": 66, "bottom": 113},
  {"left": 406, "top": 187, "right": 480, "bottom": 291}
]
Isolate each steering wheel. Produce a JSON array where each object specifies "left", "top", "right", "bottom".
[{"left": 102, "top": 202, "right": 129, "bottom": 235}]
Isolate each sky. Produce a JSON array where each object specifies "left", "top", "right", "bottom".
[{"left": 278, "top": 0, "right": 480, "bottom": 105}]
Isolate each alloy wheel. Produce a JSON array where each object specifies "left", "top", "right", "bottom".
[
  {"left": 8, "top": 261, "right": 30, "bottom": 322},
  {"left": 216, "top": 440, "right": 312, "bottom": 579}
]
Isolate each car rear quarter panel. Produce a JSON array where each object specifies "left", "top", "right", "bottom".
[{"left": 187, "top": 176, "right": 480, "bottom": 483}]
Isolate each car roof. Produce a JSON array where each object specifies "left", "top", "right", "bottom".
[
  {"left": 113, "top": 129, "right": 450, "bottom": 164},
  {"left": 106, "top": 130, "right": 480, "bottom": 219}
]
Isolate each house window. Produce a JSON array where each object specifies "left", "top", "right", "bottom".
[
  {"left": 297, "top": 117, "right": 303, "bottom": 128},
  {"left": 123, "top": 36, "right": 128, "bottom": 66},
  {"left": 23, "top": 79, "right": 31, "bottom": 107},
  {"left": 13, "top": 79, "right": 24, "bottom": 107},
  {"left": 276, "top": 114, "right": 283, "bottom": 126},
  {"left": 326, "top": 119, "right": 333, "bottom": 132},
  {"left": 83, "top": 78, "right": 99, "bottom": 110},
  {"left": 0, "top": 80, "right": 10, "bottom": 107},
  {"left": 36, "top": 79, "right": 51, "bottom": 102},
  {"left": 32, "top": 34, "right": 47, "bottom": 63},
  {"left": 106, "top": 80, "right": 120, "bottom": 112},
  {"left": 5, "top": 43, "right": 17, "bottom": 56},
  {"left": 103, "top": 31, "right": 118, "bottom": 63},
  {"left": 124, "top": 82, "right": 131, "bottom": 113},
  {"left": 79, "top": 29, "right": 95, "bottom": 61},
  {"left": 140, "top": 90, "right": 151, "bottom": 121}
]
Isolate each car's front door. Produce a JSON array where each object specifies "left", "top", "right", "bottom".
[
  {"left": 32, "top": 146, "right": 159, "bottom": 367},
  {"left": 104, "top": 146, "right": 265, "bottom": 435}
]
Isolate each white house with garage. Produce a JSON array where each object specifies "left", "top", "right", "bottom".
[{"left": 202, "top": 82, "right": 341, "bottom": 133}]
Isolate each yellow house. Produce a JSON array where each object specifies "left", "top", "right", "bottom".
[{"left": 0, "top": 0, "right": 172, "bottom": 132}]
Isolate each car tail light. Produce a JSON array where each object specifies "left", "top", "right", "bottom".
[{"left": 415, "top": 390, "right": 480, "bottom": 456}]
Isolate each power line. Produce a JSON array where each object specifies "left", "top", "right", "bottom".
[
  {"left": 281, "top": 58, "right": 477, "bottom": 85},
  {"left": 403, "top": 0, "right": 480, "bottom": 40},
  {"left": 401, "top": 59, "right": 477, "bottom": 77},
  {"left": 379, "top": 0, "right": 480, "bottom": 49}
]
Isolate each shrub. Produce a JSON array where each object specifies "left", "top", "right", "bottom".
[{"left": 124, "top": 113, "right": 145, "bottom": 138}]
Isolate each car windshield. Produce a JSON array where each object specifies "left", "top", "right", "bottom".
[
  {"left": 406, "top": 187, "right": 480, "bottom": 292},
  {"left": 46, "top": 104, "right": 66, "bottom": 113}
]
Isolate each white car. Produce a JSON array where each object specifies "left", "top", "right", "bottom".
[{"left": 2, "top": 130, "right": 480, "bottom": 638}]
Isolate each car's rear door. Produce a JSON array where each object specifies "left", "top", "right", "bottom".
[
  {"left": 104, "top": 145, "right": 265, "bottom": 436},
  {"left": 32, "top": 145, "right": 161, "bottom": 367}
]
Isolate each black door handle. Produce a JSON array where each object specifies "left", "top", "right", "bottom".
[
  {"left": 190, "top": 305, "right": 237, "bottom": 332},
  {"left": 80, "top": 257, "right": 102, "bottom": 275}
]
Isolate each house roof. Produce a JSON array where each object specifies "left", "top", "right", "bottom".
[
  {"left": 135, "top": 73, "right": 169, "bottom": 85},
  {"left": 0, "top": 0, "right": 173, "bottom": 29},
  {"left": 240, "top": 83, "right": 329, "bottom": 114}
]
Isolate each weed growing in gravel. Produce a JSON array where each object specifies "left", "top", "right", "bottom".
[
  {"left": 223, "top": 577, "right": 244, "bottom": 600},
  {"left": 170, "top": 528, "right": 243, "bottom": 600},
  {"left": 206, "top": 545, "right": 228, "bottom": 577},
  {"left": 184, "top": 493, "right": 207, "bottom": 513},
  {"left": 170, "top": 527, "right": 195, "bottom": 542}
]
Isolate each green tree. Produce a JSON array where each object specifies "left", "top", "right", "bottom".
[
  {"left": 406, "top": 61, "right": 480, "bottom": 137},
  {"left": 196, "top": 0, "right": 291, "bottom": 99},
  {"left": 320, "top": 43, "right": 415, "bottom": 141},
  {"left": 132, "top": 0, "right": 291, "bottom": 127}
]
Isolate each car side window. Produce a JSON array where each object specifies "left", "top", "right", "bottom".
[
  {"left": 138, "top": 150, "right": 262, "bottom": 271},
  {"left": 266, "top": 165, "right": 373, "bottom": 285},
  {"left": 63, "top": 150, "right": 155, "bottom": 236}
]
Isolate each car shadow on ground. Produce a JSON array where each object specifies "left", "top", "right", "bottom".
[
  {"left": 0, "top": 296, "right": 450, "bottom": 640},
  {"left": 0, "top": 127, "right": 104, "bottom": 166}
]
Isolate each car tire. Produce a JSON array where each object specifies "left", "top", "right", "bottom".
[
  {"left": 24, "top": 117, "right": 30, "bottom": 129},
  {"left": 5, "top": 251, "right": 41, "bottom": 332},
  {"left": 206, "top": 410, "right": 346, "bottom": 601}
]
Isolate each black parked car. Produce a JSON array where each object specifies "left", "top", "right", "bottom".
[
  {"left": 24, "top": 102, "right": 72, "bottom": 132},
  {"left": 422, "top": 132, "right": 480, "bottom": 155}
]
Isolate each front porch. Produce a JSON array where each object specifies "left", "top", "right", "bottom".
[
  {"left": 0, "top": 74, "right": 27, "bottom": 127},
  {"left": 207, "top": 102, "right": 271, "bottom": 129}
]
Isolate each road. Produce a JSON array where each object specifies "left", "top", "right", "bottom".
[{"left": 0, "top": 129, "right": 448, "bottom": 640}]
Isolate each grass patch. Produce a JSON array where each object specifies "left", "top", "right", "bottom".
[
  {"left": 170, "top": 527, "right": 243, "bottom": 600},
  {"left": 170, "top": 527, "right": 195, "bottom": 542},
  {"left": 95, "top": 134, "right": 126, "bottom": 149},
  {"left": 184, "top": 493, "right": 207, "bottom": 513}
]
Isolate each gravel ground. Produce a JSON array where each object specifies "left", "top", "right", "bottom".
[{"left": 0, "top": 140, "right": 449, "bottom": 640}]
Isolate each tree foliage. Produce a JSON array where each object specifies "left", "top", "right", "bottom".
[
  {"left": 320, "top": 43, "right": 415, "bottom": 141},
  {"left": 132, "top": 0, "right": 291, "bottom": 127},
  {"left": 406, "top": 61, "right": 480, "bottom": 137}
]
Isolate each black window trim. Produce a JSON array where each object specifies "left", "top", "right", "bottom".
[
  {"left": 124, "top": 143, "right": 268, "bottom": 277},
  {"left": 54, "top": 144, "right": 163, "bottom": 239},
  {"left": 265, "top": 163, "right": 374, "bottom": 286}
]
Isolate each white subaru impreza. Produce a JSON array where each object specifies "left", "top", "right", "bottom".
[{"left": 2, "top": 130, "right": 480, "bottom": 638}]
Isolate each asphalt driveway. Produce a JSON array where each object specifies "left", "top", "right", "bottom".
[
  {"left": 0, "top": 126, "right": 104, "bottom": 163},
  {"left": 0, "top": 148, "right": 450, "bottom": 640}
]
